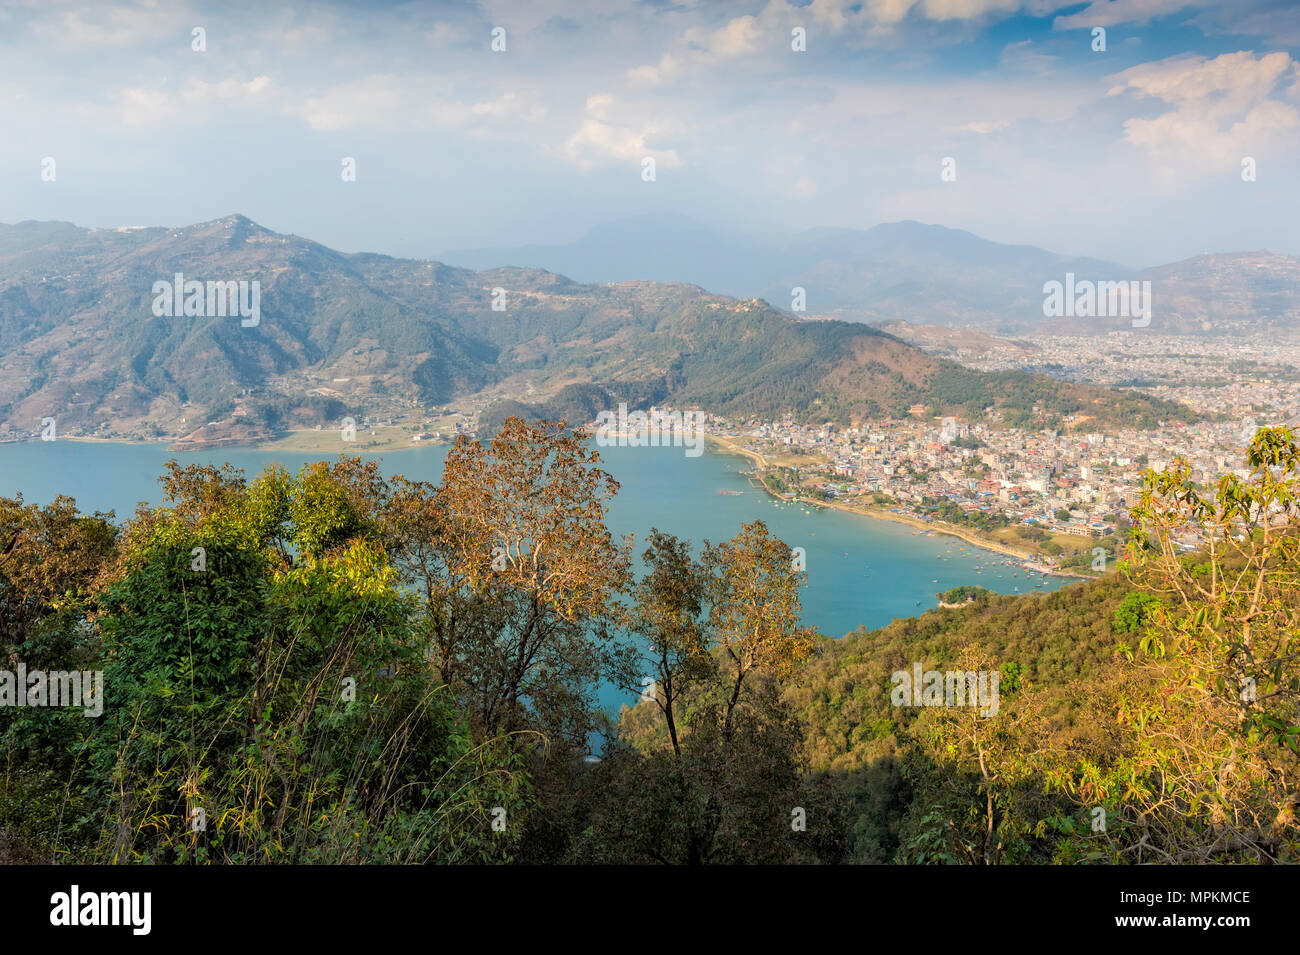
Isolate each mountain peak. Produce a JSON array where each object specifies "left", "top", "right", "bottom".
[{"left": 214, "top": 213, "right": 266, "bottom": 231}]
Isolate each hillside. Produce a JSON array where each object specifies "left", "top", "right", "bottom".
[
  {"left": 0, "top": 215, "right": 1194, "bottom": 439},
  {"left": 1136, "top": 252, "right": 1300, "bottom": 334},
  {"left": 791, "top": 574, "right": 1133, "bottom": 861}
]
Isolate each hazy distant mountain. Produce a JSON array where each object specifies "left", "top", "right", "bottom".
[
  {"left": 0, "top": 214, "right": 1193, "bottom": 439},
  {"left": 445, "top": 217, "right": 1300, "bottom": 335},
  {"left": 1135, "top": 252, "right": 1300, "bottom": 335},
  {"left": 443, "top": 214, "right": 772, "bottom": 294},
  {"left": 443, "top": 217, "right": 1127, "bottom": 329}
]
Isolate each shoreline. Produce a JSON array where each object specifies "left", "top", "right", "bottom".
[
  {"left": 704, "top": 433, "right": 768, "bottom": 469},
  {"left": 704, "top": 432, "right": 1092, "bottom": 580},
  {"left": 823, "top": 499, "right": 1089, "bottom": 578},
  {"left": 47, "top": 430, "right": 452, "bottom": 454}
]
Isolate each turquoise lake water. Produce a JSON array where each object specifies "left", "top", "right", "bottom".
[{"left": 0, "top": 438, "right": 1069, "bottom": 642}]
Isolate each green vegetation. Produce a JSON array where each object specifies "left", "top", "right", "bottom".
[
  {"left": 249, "top": 393, "right": 349, "bottom": 431},
  {"left": 926, "top": 498, "right": 1010, "bottom": 533},
  {"left": 761, "top": 466, "right": 800, "bottom": 496},
  {"left": 936, "top": 585, "right": 992, "bottom": 604},
  {"left": 0, "top": 418, "right": 842, "bottom": 863},
  {"left": 3, "top": 420, "right": 1297, "bottom": 865},
  {"left": 788, "top": 427, "right": 1300, "bottom": 863}
]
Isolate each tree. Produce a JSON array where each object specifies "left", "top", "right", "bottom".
[
  {"left": 899, "top": 645, "right": 1048, "bottom": 865},
  {"left": 557, "top": 521, "right": 842, "bottom": 865},
  {"left": 0, "top": 495, "right": 117, "bottom": 665},
  {"left": 429, "top": 417, "right": 632, "bottom": 747},
  {"left": 1111, "top": 591, "right": 1164, "bottom": 635},
  {"left": 1044, "top": 427, "right": 1300, "bottom": 862},
  {"left": 624, "top": 530, "right": 710, "bottom": 757},
  {"left": 5, "top": 459, "right": 525, "bottom": 864},
  {"left": 703, "top": 521, "right": 818, "bottom": 740}
]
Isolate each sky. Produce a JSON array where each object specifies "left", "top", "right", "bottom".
[{"left": 2, "top": 0, "right": 1299, "bottom": 268}]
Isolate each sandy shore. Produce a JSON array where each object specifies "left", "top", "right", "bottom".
[
  {"left": 820, "top": 499, "right": 1093, "bottom": 577},
  {"left": 705, "top": 433, "right": 768, "bottom": 468},
  {"left": 252, "top": 427, "right": 449, "bottom": 454},
  {"left": 59, "top": 436, "right": 156, "bottom": 444}
]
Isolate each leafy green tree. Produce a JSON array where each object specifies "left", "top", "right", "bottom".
[
  {"left": 1111, "top": 591, "right": 1164, "bottom": 636},
  {"left": 623, "top": 530, "right": 710, "bottom": 757},
  {"left": 703, "top": 521, "right": 818, "bottom": 740},
  {"left": 7, "top": 458, "right": 526, "bottom": 864},
  {"left": 1042, "top": 428, "right": 1300, "bottom": 863},
  {"left": 560, "top": 522, "right": 844, "bottom": 864}
]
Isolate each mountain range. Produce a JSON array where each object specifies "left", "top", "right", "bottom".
[
  {"left": 0, "top": 214, "right": 1198, "bottom": 440},
  {"left": 444, "top": 215, "right": 1300, "bottom": 335}
]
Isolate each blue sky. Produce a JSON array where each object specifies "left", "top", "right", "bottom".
[{"left": 2, "top": 0, "right": 1298, "bottom": 267}]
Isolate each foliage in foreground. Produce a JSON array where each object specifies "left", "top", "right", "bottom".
[{"left": 2, "top": 422, "right": 1298, "bottom": 864}]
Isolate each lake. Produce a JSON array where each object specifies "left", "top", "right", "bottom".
[{"left": 0, "top": 437, "right": 1069, "bottom": 641}]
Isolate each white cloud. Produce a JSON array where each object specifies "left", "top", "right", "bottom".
[
  {"left": 1107, "top": 50, "right": 1295, "bottom": 111},
  {"left": 920, "top": 0, "right": 1022, "bottom": 21},
  {"left": 683, "top": 15, "right": 761, "bottom": 60},
  {"left": 627, "top": 54, "right": 680, "bottom": 86},
  {"left": 470, "top": 91, "right": 547, "bottom": 123},
  {"left": 119, "top": 86, "right": 174, "bottom": 126},
  {"left": 118, "top": 75, "right": 272, "bottom": 125},
  {"left": 999, "top": 39, "right": 1058, "bottom": 73},
  {"left": 959, "top": 119, "right": 1011, "bottom": 133},
  {"left": 1106, "top": 51, "right": 1300, "bottom": 175},
  {"left": 560, "top": 94, "right": 684, "bottom": 170},
  {"left": 794, "top": 0, "right": 1030, "bottom": 28},
  {"left": 196, "top": 76, "right": 272, "bottom": 100},
  {"left": 294, "top": 75, "right": 404, "bottom": 131}
]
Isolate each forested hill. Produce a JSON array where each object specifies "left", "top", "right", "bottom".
[
  {"left": 0, "top": 214, "right": 1193, "bottom": 436},
  {"left": 608, "top": 568, "right": 1139, "bottom": 862},
  {"left": 785, "top": 574, "right": 1131, "bottom": 861}
]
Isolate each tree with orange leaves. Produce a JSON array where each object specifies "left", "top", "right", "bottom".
[{"left": 429, "top": 417, "right": 632, "bottom": 747}]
